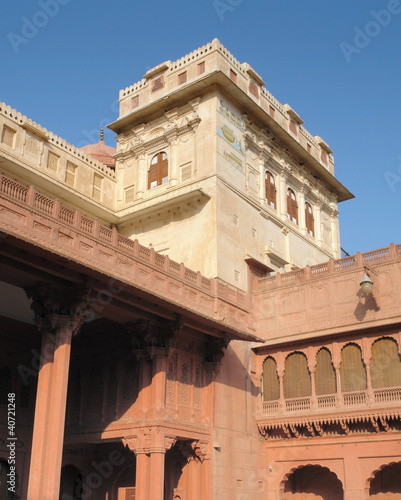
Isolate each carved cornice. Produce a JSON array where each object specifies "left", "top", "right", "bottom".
[
  {"left": 116, "top": 115, "right": 201, "bottom": 161},
  {"left": 257, "top": 410, "right": 401, "bottom": 440}
]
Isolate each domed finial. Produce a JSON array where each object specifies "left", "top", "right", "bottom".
[{"left": 100, "top": 128, "right": 104, "bottom": 141}]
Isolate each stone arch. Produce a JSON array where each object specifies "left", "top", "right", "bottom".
[
  {"left": 262, "top": 356, "right": 280, "bottom": 401},
  {"left": 340, "top": 342, "right": 366, "bottom": 392},
  {"left": 280, "top": 464, "right": 344, "bottom": 500},
  {"left": 366, "top": 461, "right": 401, "bottom": 499},
  {"left": 315, "top": 347, "right": 336, "bottom": 396},
  {"left": 370, "top": 337, "right": 401, "bottom": 389},
  {"left": 284, "top": 351, "right": 311, "bottom": 399}
]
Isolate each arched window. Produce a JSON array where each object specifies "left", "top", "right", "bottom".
[
  {"left": 286, "top": 188, "right": 298, "bottom": 224},
  {"left": 265, "top": 171, "right": 276, "bottom": 209},
  {"left": 340, "top": 344, "right": 366, "bottom": 392},
  {"left": 305, "top": 202, "right": 314, "bottom": 236},
  {"left": 315, "top": 348, "right": 336, "bottom": 395},
  {"left": 371, "top": 338, "right": 401, "bottom": 389},
  {"left": 284, "top": 352, "right": 311, "bottom": 398},
  {"left": 148, "top": 152, "right": 168, "bottom": 189},
  {"left": 262, "top": 357, "right": 280, "bottom": 401}
]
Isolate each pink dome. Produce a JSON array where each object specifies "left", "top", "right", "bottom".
[{"left": 80, "top": 129, "right": 116, "bottom": 169}]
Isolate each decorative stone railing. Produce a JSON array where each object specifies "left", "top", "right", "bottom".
[
  {"left": 261, "top": 386, "right": 401, "bottom": 417},
  {"left": 257, "top": 244, "right": 401, "bottom": 292},
  {"left": 0, "top": 173, "right": 254, "bottom": 338}
]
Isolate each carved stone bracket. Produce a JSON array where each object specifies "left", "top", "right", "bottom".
[
  {"left": 204, "top": 336, "right": 229, "bottom": 373},
  {"left": 130, "top": 317, "right": 183, "bottom": 359},
  {"left": 379, "top": 416, "right": 390, "bottom": 432},
  {"left": 122, "top": 436, "right": 138, "bottom": 454},
  {"left": 174, "top": 440, "right": 209, "bottom": 463},
  {"left": 339, "top": 420, "right": 349, "bottom": 435},
  {"left": 25, "top": 283, "right": 93, "bottom": 335}
]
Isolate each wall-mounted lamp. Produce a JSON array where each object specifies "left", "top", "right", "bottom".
[{"left": 360, "top": 273, "right": 373, "bottom": 296}]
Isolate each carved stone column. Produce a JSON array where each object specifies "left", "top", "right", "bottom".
[
  {"left": 26, "top": 284, "right": 92, "bottom": 500},
  {"left": 315, "top": 201, "right": 323, "bottom": 247},
  {"left": 298, "top": 187, "right": 306, "bottom": 235},
  {"left": 364, "top": 356, "right": 374, "bottom": 404},
  {"left": 330, "top": 209, "right": 340, "bottom": 258},
  {"left": 136, "top": 151, "right": 146, "bottom": 199},
  {"left": 131, "top": 319, "right": 181, "bottom": 415},
  {"left": 333, "top": 360, "right": 343, "bottom": 407},
  {"left": 308, "top": 351, "right": 317, "bottom": 409},
  {"left": 279, "top": 171, "right": 287, "bottom": 220},
  {"left": 168, "top": 136, "right": 179, "bottom": 186}
]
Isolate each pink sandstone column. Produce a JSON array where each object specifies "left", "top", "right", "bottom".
[
  {"left": 148, "top": 449, "right": 166, "bottom": 500},
  {"left": 27, "top": 316, "right": 80, "bottom": 500},
  {"left": 135, "top": 451, "right": 150, "bottom": 500},
  {"left": 25, "top": 285, "right": 91, "bottom": 500},
  {"left": 149, "top": 347, "right": 168, "bottom": 410},
  {"left": 25, "top": 329, "right": 55, "bottom": 500}
]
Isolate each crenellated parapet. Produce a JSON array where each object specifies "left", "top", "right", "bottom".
[
  {"left": 0, "top": 102, "right": 117, "bottom": 220},
  {"left": 114, "top": 38, "right": 338, "bottom": 178}
]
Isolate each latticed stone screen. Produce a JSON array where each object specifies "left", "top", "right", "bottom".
[
  {"left": 179, "top": 363, "right": 190, "bottom": 404},
  {"left": 92, "top": 173, "right": 103, "bottom": 201},
  {"left": 47, "top": 151, "right": 59, "bottom": 172},
  {"left": 284, "top": 352, "right": 311, "bottom": 398},
  {"left": 340, "top": 344, "right": 367, "bottom": 392},
  {"left": 262, "top": 357, "right": 280, "bottom": 401},
  {"left": 167, "top": 361, "right": 175, "bottom": 403},
  {"left": 180, "top": 164, "right": 192, "bottom": 182},
  {"left": 124, "top": 186, "right": 135, "bottom": 204},
  {"left": 194, "top": 366, "right": 201, "bottom": 407},
  {"left": 1, "top": 125, "right": 16, "bottom": 148},
  {"left": 65, "top": 161, "right": 77, "bottom": 187},
  {"left": 315, "top": 348, "right": 336, "bottom": 395},
  {"left": 371, "top": 338, "right": 401, "bottom": 389}
]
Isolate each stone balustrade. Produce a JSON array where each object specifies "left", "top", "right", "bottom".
[
  {"left": 0, "top": 172, "right": 254, "bottom": 338},
  {"left": 261, "top": 386, "right": 401, "bottom": 416}
]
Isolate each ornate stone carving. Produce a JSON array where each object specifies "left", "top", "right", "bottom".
[
  {"left": 122, "top": 436, "right": 138, "bottom": 453},
  {"left": 25, "top": 283, "right": 93, "bottom": 335},
  {"left": 204, "top": 336, "right": 229, "bottom": 373}
]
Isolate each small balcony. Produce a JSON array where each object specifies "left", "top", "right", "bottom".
[{"left": 257, "top": 387, "right": 401, "bottom": 439}]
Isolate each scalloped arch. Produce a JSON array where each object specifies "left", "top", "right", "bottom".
[
  {"left": 280, "top": 463, "right": 344, "bottom": 499},
  {"left": 365, "top": 460, "right": 401, "bottom": 498}
]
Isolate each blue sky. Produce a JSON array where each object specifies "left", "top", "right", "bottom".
[{"left": 1, "top": 0, "right": 400, "bottom": 256}]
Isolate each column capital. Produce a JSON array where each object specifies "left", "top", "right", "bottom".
[
  {"left": 130, "top": 317, "right": 183, "bottom": 358},
  {"left": 25, "top": 283, "right": 93, "bottom": 335}
]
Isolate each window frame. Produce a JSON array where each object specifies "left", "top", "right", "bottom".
[
  {"left": 148, "top": 151, "right": 168, "bottom": 189},
  {"left": 265, "top": 171, "right": 276, "bottom": 210},
  {"left": 305, "top": 201, "right": 314, "bottom": 237},
  {"left": 286, "top": 187, "right": 298, "bottom": 225}
]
